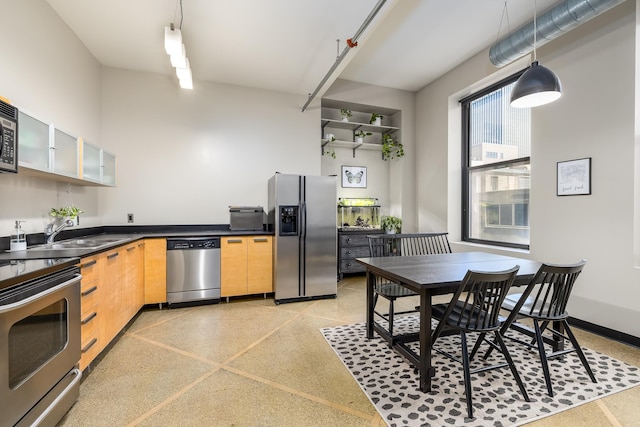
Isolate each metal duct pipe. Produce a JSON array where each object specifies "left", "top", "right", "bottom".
[
  {"left": 489, "top": 0, "right": 626, "bottom": 67},
  {"left": 301, "top": 0, "right": 387, "bottom": 112}
]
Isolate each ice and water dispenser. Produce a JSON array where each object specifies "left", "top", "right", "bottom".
[{"left": 279, "top": 206, "right": 298, "bottom": 236}]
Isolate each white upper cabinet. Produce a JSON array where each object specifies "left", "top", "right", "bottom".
[
  {"left": 52, "top": 128, "right": 79, "bottom": 178},
  {"left": 101, "top": 150, "right": 116, "bottom": 186},
  {"left": 17, "top": 109, "right": 116, "bottom": 186},
  {"left": 81, "top": 140, "right": 101, "bottom": 183},
  {"left": 18, "top": 111, "right": 50, "bottom": 172}
]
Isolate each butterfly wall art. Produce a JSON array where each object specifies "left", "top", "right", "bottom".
[{"left": 341, "top": 166, "right": 367, "bottom": 188}]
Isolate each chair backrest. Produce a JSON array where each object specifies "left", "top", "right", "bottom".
[
  {"left": 433, "top": 266, "right": 520, "bottom": 336},
  {"left": 517, "top": 260, "right": 587, "bottom": 320},
  {"left": 367, "top": 232, "right": 451, "bottom": 258}
]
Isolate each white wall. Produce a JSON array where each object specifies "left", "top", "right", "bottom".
[
  {"left": 416, "top": 1, "right": 640, "bottom": 337},
  {"left": 0, "top": 0, "right": 102, "bottom": 235},
  {"left": 98, "top": 68, "right": 321, "bottom": 225},
  {"left": 322, "top": 79, "right": 417, "bottom": 230}
]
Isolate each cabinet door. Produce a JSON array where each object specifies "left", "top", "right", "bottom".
[
  {"left": 18, "top": 111, "right": 51, "bottom": 171},
  {"left": 101, "top": 150, "right": 117, "bottom": 186},
  {"left": 101, "top": 249, "right": 124, "bottom": 345},
  {"left": 221, "top": 237, "right": 248, "bottom": 297},
  {"left": 82, "top": 140, "right": 101, "bottom": 183},
  {"left": 52, "top": 128, "right": 79, "bottom": 177},
  {"left": 144, "top": 239, "right": 167, "bottom": 304},
  {"left": 124, "top": 242, "right": 145, "bottom": 319},
  {"left": 248, "top": 236, "right": 272, "bottom": 294}
]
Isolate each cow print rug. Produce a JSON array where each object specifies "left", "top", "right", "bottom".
[{"left": 320, "top": 316, "right": 640, "bottom": 427}]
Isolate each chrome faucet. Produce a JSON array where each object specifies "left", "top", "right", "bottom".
[{"left": 45, "top": 219, "right": 75, "bottom": 243}]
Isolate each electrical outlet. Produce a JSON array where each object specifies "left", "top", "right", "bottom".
[{"left": 127, "top": 213, "right": 134, "bottom": 223}]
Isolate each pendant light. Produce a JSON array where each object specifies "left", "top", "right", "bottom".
[{"left": 510, "top": 0, "right": 562, "bottom": 108}]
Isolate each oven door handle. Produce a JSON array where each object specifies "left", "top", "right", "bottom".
[{"left": 0, "top": 274, "right": 81, "bottom": 314}]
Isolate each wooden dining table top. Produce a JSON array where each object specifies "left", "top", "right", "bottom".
[{"left": 356, "top": 251, "right": 542, "bottom": 292}]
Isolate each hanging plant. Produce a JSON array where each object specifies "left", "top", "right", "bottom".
[
  {"left": 49, "top": 206, "right": 83, "bottom": 219},
  {"left": 323, "top": 148, "right": 336, "bottom": 159},
  {"left": 381, "top": 134, "right": 404, "bottom": 161}
]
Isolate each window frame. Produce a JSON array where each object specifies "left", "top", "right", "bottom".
[{"left": 461, "top": 70, "right": 530, "bottom": 250}]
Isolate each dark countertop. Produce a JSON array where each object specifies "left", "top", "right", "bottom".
[
  {"left": 0, "top": 224, "right": 274, "bottom": 263},
  {"left": 0, "top": 257, "right": 80, "bottom": 292}
]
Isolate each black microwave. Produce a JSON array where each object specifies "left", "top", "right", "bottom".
[{"left": 0, "top": 98, "right": 18, "bottom": 174}]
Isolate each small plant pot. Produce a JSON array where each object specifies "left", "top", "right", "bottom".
[
  {"left": 356, "top": 137, "right": 364, "bottom": 144},
  {"left": 385, "top": 228, "right": 397, "bottom": 234},
  {"left": 341, "top": 117, "right": 349, "bottom": 122},
  {"left": 372, "top": 117, "right": 381, "bottom": 126}
]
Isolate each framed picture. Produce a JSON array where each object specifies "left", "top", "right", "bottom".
[
  {"left": 341, "top": 165, "right": 367, "bottom": 188},
  {"left": 557, "top": 158, "right": 591, "bottom": 196}
]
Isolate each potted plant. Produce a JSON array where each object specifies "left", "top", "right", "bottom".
[
  {"left": 340, "top": 108, "right": 352, "bottom": 122},
  {"left": 354, "top": 130, "right": 372, "bottom": 144},
  {"left": 370, "top": 113, "right": 383, "bottom": 126},
  {"left": 381, "top": 215, "right": 402, "bottom": 234},
  {"left": 323, "top": 148, "right": 336, "bottom": 159},
  {"left": 381, "top": 134, "right": 404, "bottom": 161}
]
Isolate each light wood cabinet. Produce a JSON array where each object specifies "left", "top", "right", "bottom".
[
  {"left": 100, "top": 247, "right": 125, "bottom": 346},
  {"left": 248, "top": 237, "right": 273, "bottom": 294},
  {"left": 124, "top": 241, "right": 145, "bottom": 318},
  {"left": 221, "top": 236, "right": 272, "bottom": 298},
  {"left": 144, "top": 238, "right": 167, "bottom": 304}
]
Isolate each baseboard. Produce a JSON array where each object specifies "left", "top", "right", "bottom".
[{"left": 568, "top": 316, "right": 640, "bottom": 349}]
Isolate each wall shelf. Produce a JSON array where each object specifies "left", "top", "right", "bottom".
[
  {"left": 320, "top": 118, "right": 399, "bottom": 134},
  {"left": 320, "top": 101, "right": 402, "bottom": 159}
]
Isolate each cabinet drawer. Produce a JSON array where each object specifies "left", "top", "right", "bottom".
[
  {"left": 80, "top": 255, "right": 100, "bottom": 284},
  {"left": 339, "top": 234, "right": 370, "bottom": 247},
  {"left": 80, "top": 282, "right": 99, "bottom": 314},
  {"left": 79, "top": 334, "right": 100, "bottom": 371},
  {"left": 81, "top": 308, "right": 99, "bottom": 341},
  {"left": 340, "top": 260, "right": 366, "bottom": 274},
  {"left": 340, "top": 246, "right": 371, "bottom": 259}
]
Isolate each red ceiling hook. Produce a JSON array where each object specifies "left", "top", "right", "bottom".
[{"left": 346, "top": 38, "right": 358, "bottom": 48}]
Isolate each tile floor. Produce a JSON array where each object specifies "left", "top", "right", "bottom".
[{"left": 59, "top": 276, "right": 640, "bottom": 427}]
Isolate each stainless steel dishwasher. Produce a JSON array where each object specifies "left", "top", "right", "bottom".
[{"left": 166, "top": 237, "right": 221, "bottom": 304}]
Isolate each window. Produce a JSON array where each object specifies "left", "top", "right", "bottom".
[{"left": 461, "top": 72, "right": 531, "bottom": 248}]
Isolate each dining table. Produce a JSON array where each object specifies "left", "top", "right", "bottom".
[{"left": 357, "top": 251, "right": 543, "bottom": 392}]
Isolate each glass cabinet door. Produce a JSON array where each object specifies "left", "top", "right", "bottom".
[
  {"left": 101, "top": 150, "right": 116, "bottom": 186},
  {"left": 82, "top": 140, "right": 101, "bottom": 183},
  {"left": 53, "top": 128, "right": 79, "bottom": 178},
  {"left": 18, "top": 111, "right": 51, "bottom": 172}
]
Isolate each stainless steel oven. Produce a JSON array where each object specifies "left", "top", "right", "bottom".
[{"left": 0, "top": 262, "right": 81, "bottom": 427}]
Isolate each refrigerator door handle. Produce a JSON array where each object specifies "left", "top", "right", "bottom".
[{"left": 300, "top": 202, "right": 306, "bottom": 238}]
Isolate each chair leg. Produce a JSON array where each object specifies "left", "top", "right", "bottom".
[
  {"left": 469, "top": 332, "right": 487, "bottom": 360},
  {"left": 533, "top": 320, "right": 554, "bottom": 397},
  {"left": 460, "top": 332, "right": 474, "bottom": 419},
  {"left": 388, "top": 299, "right": 395, "bottom": 337},
  {"left": 562, "top": 320, "right": 597, "bottom": 383},
  {"left": 493, "top": 331, "right": 530, "bottom": 403}
]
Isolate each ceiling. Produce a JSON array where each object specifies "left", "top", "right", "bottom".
[{"left": 47, "top": 0, "right": 559, "bottom": 98}]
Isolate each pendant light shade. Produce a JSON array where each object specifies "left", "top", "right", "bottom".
[
  {"left": 510, "top": 61, "right": 562, "bottom": 108},
  {"left": 164, "top": 26, "right": 182, "bottom": 56}
]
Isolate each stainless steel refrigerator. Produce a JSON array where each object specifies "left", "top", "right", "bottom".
[{"left": 268, "top": 173, "right": 337, "bottom": 304}]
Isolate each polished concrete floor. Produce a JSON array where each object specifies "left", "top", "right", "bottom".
[{"left": 60, "top": 276, "right": 640, "bottom": 426}]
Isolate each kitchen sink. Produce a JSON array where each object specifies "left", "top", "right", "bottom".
[{"left": 28, "top": 237, "right": 130, "bottom": 251}]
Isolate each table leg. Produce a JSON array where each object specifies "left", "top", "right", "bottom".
[
  {"left": 419, "top": 290, "right": 433, "bottom": 392},
  {"left": 366, "top": 271, "right": 374, "bottom": 339}
]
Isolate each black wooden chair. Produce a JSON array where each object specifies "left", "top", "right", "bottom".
[
  {"left": 367, "top": 233, "right": 451, "bottom": 337},
  {"left": 431, "top": 266, "right": 530, "bottom": 420},
  {"left": 475, "top": 260, "right": 597, "bottom": 397}
]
